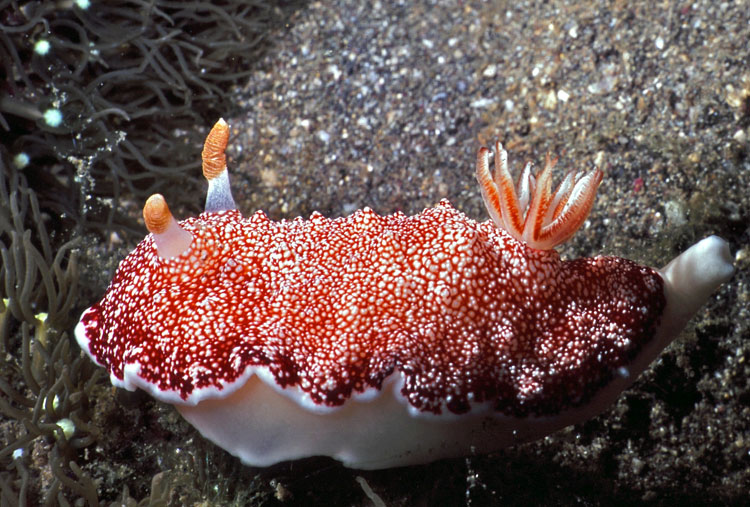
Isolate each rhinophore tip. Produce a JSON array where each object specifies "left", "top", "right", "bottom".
[
  {"left": 202, "top": 118, "right": 236, "bottom": 213},
  {"left": 143, "top": 194, "right": 193, "bottom": 258}
]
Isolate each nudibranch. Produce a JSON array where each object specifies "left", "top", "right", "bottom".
[{"left": 76, "top": 119, "right": 734, "bottom": 469}]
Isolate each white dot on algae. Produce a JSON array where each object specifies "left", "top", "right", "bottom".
[
  {"left": 34, "top": 39, "right": 50, "bottom": 55},
  {"left": 55, "top": 418, "right": 75, "bottom": 440},
  {"left": 43, "top": 394, "right": 61, "bottom": 412},
  {"left": 13, "top": 152, "right": 29, "bottom": 169},
  {"left": 43, "top": 109, "right": 62, "bottom": 127}
]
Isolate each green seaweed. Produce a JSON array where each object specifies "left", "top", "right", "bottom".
[{"left": 0, "top": 151, "right": 98, "bottom": 504}]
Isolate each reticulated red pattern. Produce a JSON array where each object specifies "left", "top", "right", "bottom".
[{"left": 80, "top": 201, "right": 665, "bottom": 416}]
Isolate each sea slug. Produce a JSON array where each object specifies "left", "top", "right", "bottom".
[{"left": 76, "top": 119, "right": 734, "bottom": 469}]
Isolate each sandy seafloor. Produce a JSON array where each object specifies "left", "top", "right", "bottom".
[{"left": 66, "top": 0, "right": 750, "bottom": 505}]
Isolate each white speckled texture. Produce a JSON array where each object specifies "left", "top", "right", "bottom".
[{"left": 172, "top": 238, "right": 733, "bottom": 470}]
